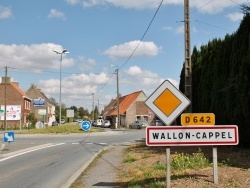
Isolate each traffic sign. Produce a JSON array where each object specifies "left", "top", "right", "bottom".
[
  {"left": 4, "top": 132, "right": 15, "bottom": 142},
  {"left": 145, "top": 80, "right": 190, "bottom": 125},
  {"left": 146, "top": 126, "right": 238, "bottom": 146},
  {"left": 181, "top": 113, "right": 215, "bottom": 126},
  {"left": 81, "top": 121, "right": 91, "bottom": 131}
]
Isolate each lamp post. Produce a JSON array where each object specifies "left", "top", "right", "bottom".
[
  {"left": 53, "top": 49, "right": 69, "bottom": 126},
  {"left": 111, "top": 65, "right": 120, "bottom": 129}
]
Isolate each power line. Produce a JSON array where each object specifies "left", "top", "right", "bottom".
[
  {"left": 195, "top": 19, "right": 230, "bottom": 31},
  {"left": 93, "top": 0, "right": 164, "bottom": 96},
  {"left": 119, "top": 0, "right": 163, "bottom": 70}
]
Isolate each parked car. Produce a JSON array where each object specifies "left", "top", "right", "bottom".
[
  {"left": 150, "top": 119, "right": 166, "bottom": 126},
  {"left": 77, "top": 119, "right": 83, "bottom": 124},
  {"left": 102, "top": 120, "right": 111, "bottom": 128},
  {"left": 52, "top": 121, "right": 58, "bottom": 126},
  {"left": 96, "top": 119, "right": 104, "bottom": 127},
  {"left": 60, "top": 119, "right": 66, "bottom": 124},
  {"left": 129, "top": 120, "right": 148, "bottom": 129},
  {"left": 92, "top": 120, "right": 97, "bottom": 126}
]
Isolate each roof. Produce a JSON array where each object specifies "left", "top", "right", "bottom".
[
  {"left": 26, "top": 84, "right": 53, "bottom": 106},
  {"left": 104, "top": 90, "right": 146, "bottom": 116},
  {"left": 10, "top": 82, "right": 32, "bottom": 100}
]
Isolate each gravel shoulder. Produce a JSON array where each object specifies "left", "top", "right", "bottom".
[{"left": 71, "top": 145, "right": 127, "bottom": 188}]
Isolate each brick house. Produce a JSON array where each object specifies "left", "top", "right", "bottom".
[
  {"left": 103, "top": 90, "right": 156, "bottom": 127},
  {"left": 0, "top": 77, "right": 31, "bottom": 129},
  {"left": 26, "top": 84, "right": 56, "bottom": 126}
]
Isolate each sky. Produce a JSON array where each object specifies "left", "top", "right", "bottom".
[{"left": 0, "top": 0, "right": 249, "bottom": 112}]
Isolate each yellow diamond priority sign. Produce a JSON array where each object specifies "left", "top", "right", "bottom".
[{"left": 145, "top": 80, "right": 190, "bottom": 125}]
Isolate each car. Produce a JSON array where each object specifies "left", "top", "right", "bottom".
[
  {"left": 92, "top": 120, "right": 97, "bottom": 126},
  {"left": 60, "top": 119, "right": 66, "bottom": 124},
  {"left": 102, "top": 120, "right": 111, "bottom": 128},
  {"left": 52, "top": 121, "right": 58, "bottom": 126},
  {"left": 150, "top": 119, "right": 166, "bottom": 126},
  {"left": 96, "top": 119, "right": 104, "bottom": 127},
  {"left": 129, "top": 120, "right": 148, "bottom": 129},
  {"left": 77, "top": 119, "right": 83, "bottom": 124}
]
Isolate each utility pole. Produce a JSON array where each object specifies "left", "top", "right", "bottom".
[
  {"left": 116, "top": 68, "right": 120, "bottom": 129},
  {"left": 184, "top": 0, "right": 192, "bottom": 112},
  {"left": 92, "top": 93, "right": 94, "bottom": 120},
  {"left": 97, "top": 99, "right": 99, "bottom": 117},
  {"left": 4, "top": 66, "right": 7, "bottom": 130}
]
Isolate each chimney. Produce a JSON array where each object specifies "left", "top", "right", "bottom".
[{"left": 1, "top": 77, "right": 11, "bottom": 84}]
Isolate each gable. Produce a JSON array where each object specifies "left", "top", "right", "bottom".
[{"left": 104, "top": 90, "right": 147, "bottom": 116}]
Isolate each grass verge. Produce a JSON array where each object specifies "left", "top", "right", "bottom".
[
  {"left": 18, "top": 124, "right": 103, "bottom": 134},
  {"left": 117, "top": 143, "right": 250, "bottom": 188}
]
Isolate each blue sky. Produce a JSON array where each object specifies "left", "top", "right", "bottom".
[{"left": 0, "top": 0, "right": 248, "bottom": 111}]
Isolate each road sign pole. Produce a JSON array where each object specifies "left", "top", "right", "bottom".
[
  {"left": 213, "top": 147, "right": 218, "bottom": 184},
  {"left": 166, "top": 147, "right": 171, "bottom": 188}
]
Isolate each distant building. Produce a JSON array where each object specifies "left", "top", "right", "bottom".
[
  {"left": 103, "top": 90, "right": 155, "bottom": 127},
  {"left": 0, "top": 77, "right": 31, "bottom": 129},
  {"left": 26, "top": 84, "right": 56, "bottom": 126}
]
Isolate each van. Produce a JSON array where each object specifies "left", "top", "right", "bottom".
[{"left": 96, "top": 119, "right": 104, "bottom": 127}]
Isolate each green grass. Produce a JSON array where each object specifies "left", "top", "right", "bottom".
[
  {"left": 171, "top": 150, "right": 211, "bottom": 172},
  {"left": 119, "top": 143, "right": 212, "bottom": 188},
  {"left": 18, "top": 124, "right": 103, "bottom": 134}
]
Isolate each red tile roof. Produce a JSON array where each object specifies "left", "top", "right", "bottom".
[
  {"left": 104, "top": 90, "right": 145, "bottom": 116},
  {"left": 10, "top": 82, "right": 31, "bottom": 100}
]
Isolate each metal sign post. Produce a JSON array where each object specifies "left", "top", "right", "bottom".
[{"left": 145, "top": 79, "right": 191, "bottom": 187}]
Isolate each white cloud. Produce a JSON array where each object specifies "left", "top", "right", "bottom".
[
  {"left": 103, "top": 40, "right": 161, "bottom": 60},
  {"left": 77, "top": 56, "right": 96, "bottom": 72},
  {"left": 65, "top": 0, "right": 249, "bottom": 14},
  {"left": 48, "top": 9, "right": 66, "bottom": 20},
  {"left": 66, "top": 0, "right": 81, "bottom": 5},
  {"left": 124, "top": 65, "right": 179, "bottom": 96},
  {"left": 0, "top": 43, "right": 74, "bottom": 70},
  {"left": 227, "top": 12, "right": 244, "bottom": 22},
  {"left": 38, "top": 72, "right": 111, "bottom": 109},
  {"left": 0, "top": 6, "right": 12, "bottom": 19},
  {"left": 66, "top": 0, "right": 182, "bottom": 9}
]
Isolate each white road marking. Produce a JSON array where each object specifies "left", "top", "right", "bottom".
[{"left": 0, "top": 143, "right": 65, "bottom": 162}]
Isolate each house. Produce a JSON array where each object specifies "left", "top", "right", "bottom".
[
  {"left": 26, "top": 84, "right": 56, "bottom": 126},
  {"left": 103, "top": 90, "right": 155, "bottom": 127},
  {"left": 0, "top": 77, "right": 31, "bottom": 129}
]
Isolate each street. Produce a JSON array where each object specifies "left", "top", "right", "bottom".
[{"left": 0, "top": 129, "right": 146, "bottom": 188}]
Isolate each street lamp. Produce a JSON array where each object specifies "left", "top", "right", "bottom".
[
  {"left": 53, "top": 49, "right": 69, "bottom": 126},
  {"left": 111, "top": 65, "right": 120, "bottom": 129}
]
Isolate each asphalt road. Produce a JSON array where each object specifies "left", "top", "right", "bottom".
[{"left": 0, "top": 129, "right": 146, "bottom": 188}]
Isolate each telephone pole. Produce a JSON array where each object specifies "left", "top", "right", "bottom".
[
  {"left": 116, "top": 68, "right": 120, "bottom": 129},
  {"left": 4, "top": 66, "right": 7, "bottom": 130},
  {"left": 184, "top": 0, "right": 192, "bottom": 112},
  {"left": 92, "top": 93, "right": 95, "bottom": 120}
]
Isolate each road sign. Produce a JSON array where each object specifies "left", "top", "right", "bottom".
[
  {"left": 4, "top": 132, "right": 15, "bottom": 142},
  {"left": 181, "top": 113, "right": 215, "bottom": 126},
  {"left": 145, "top": 80, "right": 190, "bottom": 125},
  {"left": 81, "top": 121, "right": 91, "bottom": 131},
  {"left": 146, "top": 125, "right": 238, "bottom": 146}
]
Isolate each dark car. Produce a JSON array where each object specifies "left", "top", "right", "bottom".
[
  {"left": 129, "top": 120, "right": 148, "bottom": 129},
  {"left": 52, "top": 121, "right": 58, "bottom": 126}
]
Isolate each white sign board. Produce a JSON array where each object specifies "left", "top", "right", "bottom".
[
  {"left": 38, "top": 109, "right": 46, "bottom": 115},
  {"left": 0, "top": 105, "right": 21, "bottom": 120},
  {"left": 145, "top": 80, "right": 190, "bottom": 125},
  {"left": 66, "top": 109, "right": 74, "bottom": 117},
  {"left": 146, "top": 125, "right": 239, "bottom": 146}
]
